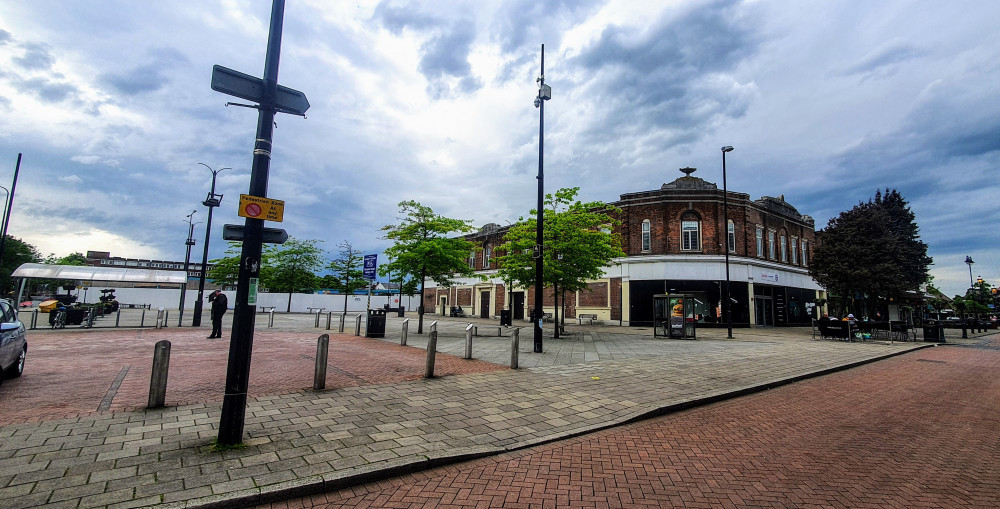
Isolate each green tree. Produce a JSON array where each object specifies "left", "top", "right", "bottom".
[
  {"left": 323, "top": 240, "right": 368, "bottom": 314},
  {"left": 380, "top": 201, "right": 477, "bottom": 334},
  {"left": 263, "top": 237, "right": 325, "bottom": 312},
  {"left": 0, "top": 236, "right": 43, "bottom": 295},
  {"left": 497, "top": 187, "right": 624, "bottom": 334},
  {"left": 207, "top": 242, "right": 247, "bottom": 287},
  {"left": 809, "top": 189, "right": 931, "bottom": 317},
  {"left": 34, "top": 252, "right": 89, "bottom": 294}
]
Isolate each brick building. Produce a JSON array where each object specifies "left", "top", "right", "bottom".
[{"left": 423, "top": 167, "right": 824, "bottom": 327}]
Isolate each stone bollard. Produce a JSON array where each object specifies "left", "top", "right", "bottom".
[
  {"left": 339, "top": 313, "right": 346, "bottom": 333},
  {"left": 355, "top": 313, "right": 363, "bottom": 336},
  {"left": 424, "top": 330, "right": 438, "bottom": 378},
  {"left": 465, "top": 323, "right": 474, "bottom": 359},
  {"left": 148, "top": 340, "right": 171, "bottom": 408},
  {"left": 314, "top": 334, "right": 329, "bottom": 390},
  {"left": 155, "top": 307, "right": 165, "bottom": 329},
  {"left": 401, "top": 318, "right": 409, "bottom": 345},
  {"left": 511, "top": 327, "right": 519, "bottom": 369}
]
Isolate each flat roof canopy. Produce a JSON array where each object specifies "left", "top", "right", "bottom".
[{"left": 12, "top": 263, "right": 188, "bottom": 284}]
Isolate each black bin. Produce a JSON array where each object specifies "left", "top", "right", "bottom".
[
  {"left": 366, "top": 309, "right": 386, "bottom": 338},
  {"left": 922, "top": 321, "right": 945, "bottom": 342},
  {"left": 397, "top": 307, "right": 405, "bottom": 317},
  {"left": 500, "top": 310, "right": 512, "bottom": 326}
]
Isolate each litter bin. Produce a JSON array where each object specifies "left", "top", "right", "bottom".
[
  {"left": 922, "top": 320, "right": 945, "bottom": 342},
  {"left": 397, "top": 307, "right": 405, "bottom": 317},
  {"left": 366, "top": 309, "right": 386, "bottom": 338},
  {"left": 500, "top": 309, "right": 512, "bottom": 326}
]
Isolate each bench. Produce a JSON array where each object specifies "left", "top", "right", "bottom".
[
  {"left": 818, "top": 320, "right": 852, "bottom": 341},
  {"left": 306, "top": 307, "right": 325, "bottom": 314},
  {"left": 542, "top": 313, "right": 553, "bottom": 322},
  {"left": 258, "top": 306, "right": 276, "bottom": 313},
  {"left": 577, "top": 313, "right": 598, "bottom": 325}
]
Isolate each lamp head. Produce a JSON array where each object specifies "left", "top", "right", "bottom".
[{"left": 721, "top": 146, "right": 734, "bottom": 153}]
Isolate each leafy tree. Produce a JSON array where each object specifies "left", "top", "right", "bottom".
[
  {"left": 263, "top": 237, "right": 324, "bottom": 312},
  {"left": 207, "top": 242, "right": 248, "bottom": 287},
  {"left": 34, "top": 252, "right": 88, "bottom": 294},
  {"left": 497, "top": 188, "right": 624, "bottom": 333},
  {"left": 810, "top": 189, "right": 931, "bottom": 317},
  {"left": 0, "top": 236, "right": 43, "bottom": 295},
  {"left": 324, "top": 240, "right": 368, "bottom": 314},
  {"left": 380, "top": 201, "right": 477, "bottom": 333}
]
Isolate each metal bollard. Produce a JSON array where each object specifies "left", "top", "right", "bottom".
[
  {"left": 155, "top": 308, "right": 164, "bottom": 329},
  {"left": 424, "top": 330, "right": 438, "bottom": 378},
  {"left": 116, "top": 308, "right": 121, "bottom": 327},
  {"left": 314, "top": 334, "right": 329, "bottom": 390},
  {"left": 326, "top": 311, "right": 333, "bottom": 330},
  {"left": 314, "top": 311, "right": 322, "bottom": 328},
  {"left": 355, "top": 313, "right": 362, "bottom": 336},
  {"left": 148, "top": 340, "right": 171, "bottom": 408},
  {"left": 430, "top": 320, "right": 438, "bottom": 333},
  {"left": 511, "top": 327, "right": 519, "bottom": 369},
  {"left": 31, "top": 309, "right": 38, "bottom": 329},
  {"left": 140, "top": 308, "right": 146, "bottom": 327},
  {"left": 163, "top": 310, "right": 168, "bottom": 328},
  {"left": 339, "top": 313, "right": 346, "bottom": 333},
  {"left": 269, "top": 308, "right": 275, "bottom": 327},
  {"left": 465, "top": 323, "right": 474, "bottom": 359},
  {"left": 401, "top": 318, "right": 409, "bottom": 345}
]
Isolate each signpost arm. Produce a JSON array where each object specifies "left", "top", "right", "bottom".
[{"left": 218, "top": 0, "right": 284, "bottom": 446}]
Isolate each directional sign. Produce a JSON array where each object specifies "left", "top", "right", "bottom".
[
  {"left": 363, "top": 254, "right": 378, "bottom": 281},
  {"left": 238, "top": 194, "right": 284, "bottom": 222},
  {"left": 211, "top": 65, "right": 310, "bottom": 115},
  {"left": 222, "top": 224, "right": 289, "bottom": 244}
]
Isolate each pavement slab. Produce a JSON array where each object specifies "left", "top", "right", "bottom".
[{"left": 0, "top": 314, "right": 978, "bottom": 508}]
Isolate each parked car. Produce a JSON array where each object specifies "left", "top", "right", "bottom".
[{"left": 0, "top": 300, "right": 27, "bottom": 385}]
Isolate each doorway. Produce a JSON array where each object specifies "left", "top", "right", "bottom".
[
  {"left": 755, "top": 296, "right": 773, "bottom": 327},
  {"left": 440, "top": 296, "right": 447, "bottom": 316},
  {"left": 480, "top": 291, "right": 490, "bottom": 319},
  {"left": 512, "top": 292, "right": 525, "bottom": 320}
]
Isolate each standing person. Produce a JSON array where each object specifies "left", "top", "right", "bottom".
[{"left": 208, "top": 290, "right": 228, "bottom": 338}]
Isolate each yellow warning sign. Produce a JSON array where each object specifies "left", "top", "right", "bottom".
[{"left": 238, "top": 194, "right": 284, "bottom": 222}]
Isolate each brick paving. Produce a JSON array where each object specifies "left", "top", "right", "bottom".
[
  {"left": 271, "top": 338, "right": 1000, "bottom": 508},
  {"left": 0, "top": 313, "right": 980, "bottom": 508}
]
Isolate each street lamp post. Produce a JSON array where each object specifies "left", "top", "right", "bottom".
[
  {"left": 721, "top": 146, "right": 734, "bottom": 339},
  {"left": 178, "top": 211, "right": 198, "bottom": 326},
  {"left": 0, "top": 153, "right": 22, "bottom": 270},
  {"left": 192, "top": 163, "right": 230, "bottom": 327},
  {"left": 965, "top": 256, "right": 975, "bottom": 288},
  {"left": 532, "top": 44, "right": 551, "bottom": 353}
]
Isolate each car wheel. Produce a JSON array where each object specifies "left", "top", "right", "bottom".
[{"left": 9, "top": 346, "right": 25, "bottom": 378}]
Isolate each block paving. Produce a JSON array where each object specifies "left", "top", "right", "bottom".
[{"left": 1, "top": 313, "right": 986, "bottom": 508}]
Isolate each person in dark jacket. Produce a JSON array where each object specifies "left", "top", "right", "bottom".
[{"left": 208, "top": 290, "right": 228, "bottom": 338}]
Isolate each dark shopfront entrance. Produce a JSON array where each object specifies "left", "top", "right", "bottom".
[
  {"left": 512, "top": 292, "right": 525, "bottom": 320},
  {"left": 629, "top": 280, "right": 750, "bottom": 328},
  {"left": 754, "top": 285, "right": 816, "bottom": 326}
]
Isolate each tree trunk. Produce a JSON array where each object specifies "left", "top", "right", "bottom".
[
  {"left": 553, "top": 282, "right": 559, "bottom": 338},
  {"left": 286, "top": 290, "right": 292, "bottom": 313}
]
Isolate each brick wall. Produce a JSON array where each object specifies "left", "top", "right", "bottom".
[{"left": 610, "top": 278, "right": 622, "bottom": 321}]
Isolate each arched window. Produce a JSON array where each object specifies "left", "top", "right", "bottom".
[
  {"left": 780, "top": 233, "right": 788, "bottom": 262},
  {"left": 727, "top": 220, "right": 736, "bottom": 253},
  {"left": 791, "top": 237, "right": 798, "bottom": 265},
  {"left": 641, "top": 220, "right": 651, "bottom": 252},
  {"left": 768, "top": 230, "right": 776, "bottom": 259},
  {"left": 468, "top": 250, "right": 476, "bottom": 269},
  {"left": 681, "top": 212, "right": 701, "bottom": 251},
  {"left": 483, "top": 244, "right": 491, "bottom": 268}
]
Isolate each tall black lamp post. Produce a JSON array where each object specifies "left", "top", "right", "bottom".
[
  {"left": 192, "top": 163, "right": 230, "bottom": 327},
  {"left": 965, "top": 256, "right": 975, "bottom": 288},
  {"left": 721, "top": 146, "right": 734, "bottom": 339},
  {"left": 178, "top": 210, "right": 199, "bottom": 326},
  {"left": 533, "top": 44, "right": 551, "bottom": 353}
]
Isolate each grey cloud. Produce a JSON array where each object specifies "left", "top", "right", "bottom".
[
  {"left": 100, "top": 47, "right": 189, "bottom": 96},
  {"left": 14, "top": 75, "right": 79, "bottom": 102},
  {"left": 0, "top": 29, "right": 11, "bottom": 45},
  {"left": 491, "top": 0, "right": 602, "bottom": 53},
  {"left": 372, "top": 1, "right": 439, "bottom": 33},
  {"left": 13, "top": 42, "right": 56, "bottom": 70},
  {"left": 840, "top": 40, "right": 925, "bottom": 79}
]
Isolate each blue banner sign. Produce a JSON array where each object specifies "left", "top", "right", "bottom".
[{"left": 363, "top": 254, "right": 377, "bottom": 281}]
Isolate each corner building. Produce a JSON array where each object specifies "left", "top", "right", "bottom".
[{"left": 424, "top": 167, "right": 824, "bottom": 327}]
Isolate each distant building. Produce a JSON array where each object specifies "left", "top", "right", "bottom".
[
  {"left": 423, "top": 167, "right": 824, "bottom": 327},
  {"left": 85, "top": 251, "right": 215, "bottom": 285}
]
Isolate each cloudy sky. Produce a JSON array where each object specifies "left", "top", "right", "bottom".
[{"left": 0, "top": 0, "right": 997, "bottom": 298}]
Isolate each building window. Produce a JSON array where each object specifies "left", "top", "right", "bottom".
[
  {"left": 780, "top": 235, "right": 787, "bottom": 262},
  {"left": 791, "top": 237, "right": 798, "bottom": 265},
  {"left": 641, "top": 220, "right": 651, "bottom": 252},
  {"left": 768, "top": 231, "right": 776, "bottom": 260},
  {"left": 469, "top": 250, "right": 475, "bottom": 269},
  {"left": 802, "top": 240, "right": 809, "bottom": 267},
  {"left": 483, "top": 245, "right": 491, "bottom": 269},
  {"left": 727, "top": 220, "right": 736, "bottom": 253},
  {"left": 682, "top": 221, "right": 700, "bottom": 251},
  {"left": 756, "top": 226, "right": 763, "bottom": 257}
]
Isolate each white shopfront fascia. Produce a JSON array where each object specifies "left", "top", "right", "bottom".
[{"left": 614, "top": 255, "right": 822, "bottom": 291}]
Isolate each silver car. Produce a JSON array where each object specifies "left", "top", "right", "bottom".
[{"left": 0, "top": 300, "right": 26, "bottom": 385}]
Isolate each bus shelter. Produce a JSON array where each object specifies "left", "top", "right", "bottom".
[{"left": 653, "top": 294, "right": 696, "bottom": 339}]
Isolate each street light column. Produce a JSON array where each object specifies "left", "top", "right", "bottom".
[
  {"left": 533, "top": 44, "right": 551, "bottom": 353},
  {"left": 721, "top": 146, "right": 734, "bottom": 339},
  {"left": 965, "top": 256, "right": 975, "bottom": 289},
  {"left": 178, "top": 211, "right": 198, "bottom": 326},
  {"left": 193, "top": 164, "right": 230, "bottom": 327}
]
